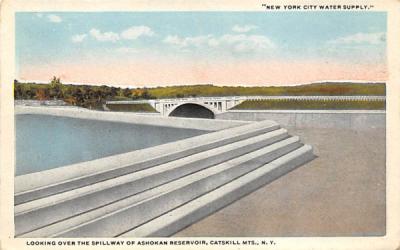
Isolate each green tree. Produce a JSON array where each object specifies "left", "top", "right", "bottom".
[{"left": 49, "top": 76, "right": 63, "bottom": 99}]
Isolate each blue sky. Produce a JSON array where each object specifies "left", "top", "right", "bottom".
[{"left": 16, "top": 11, "right": 387, "bottom": 86}]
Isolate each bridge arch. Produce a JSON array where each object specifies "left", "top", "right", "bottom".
[{"left": 166, "top": 102, "right": 216, "bottom": 119}]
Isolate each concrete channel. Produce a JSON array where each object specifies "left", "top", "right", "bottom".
[{"left": 14, "top": 106, "right": 315, "bottom": 237}]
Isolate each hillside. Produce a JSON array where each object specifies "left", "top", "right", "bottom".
[
  {"left": 147, "top": 82, "right": 385, "bottom": 98},
  {"left": 14, "top": 78, "right": 386, "bottom": 110}
]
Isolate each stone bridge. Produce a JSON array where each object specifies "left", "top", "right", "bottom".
[{"left": 106, "top": 95, "right": 385, "bottom": 118}]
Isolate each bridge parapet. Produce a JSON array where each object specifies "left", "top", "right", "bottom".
[{"left": 106, "top": 95, "right": 386, "bottom": 116}]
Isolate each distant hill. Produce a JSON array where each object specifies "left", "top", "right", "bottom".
[
  {"left": 14, "top": 79, "right": 386, "bottom": 109},
  {"left": 146, "top": 82, "right": 386, "bottom": 98}
]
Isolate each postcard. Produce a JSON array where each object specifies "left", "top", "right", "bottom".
[{"left": 1, "top": 0, "right": 399, "bottom": 249}]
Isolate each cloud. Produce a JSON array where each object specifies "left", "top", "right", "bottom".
[
  {"left": 328, "top": 32, "right": 386, "bottom": 45},
  {"left": 115, "top": 47, "right": 141, "bottom": 53},
  {"left": 163, "top": 35, "right": 213, "bottom": 48},
  {"left": 220, "top": 34, "right": 275, "bottom": 52},
  {"left": 71, "top": 34, "right": 87, "bottom": 43},
  {"left": 47, "top": 14, "right": 62, "bottom": 23},
  {"left": 163, "top": 33, "right": 275, "bottom": 53},
  {"left": 163, "top": 35, "right": 181, "bottom": 46},
  {"left": 120, "top": 26, "right": 154, "bottom": 40},
  {"left": 89, "top": 28, "right": 120, "bottom": 42},
  {"left": 232, "top": 25, "right": 258, "bottom": 33},
  {"left": 82, "top": 26, "right": 154, "bottom": 43}
]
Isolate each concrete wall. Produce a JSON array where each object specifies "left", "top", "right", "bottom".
[
  {"left": 216, "top": 110, "right": 385, "bottom": 130},
  {"left": 15, "top": 106, "right": 249, "bottom": 131},
  {"left": 16, "top": 106, "right": 385, "bottom": 131}
]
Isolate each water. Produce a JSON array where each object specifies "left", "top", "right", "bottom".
[{"left": 15, "top": 114, "right": 208, "bottom": 176}]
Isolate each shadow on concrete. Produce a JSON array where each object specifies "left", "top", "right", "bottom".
[{"left": 169, "top": 103, "right": 215, "bottom": 119}]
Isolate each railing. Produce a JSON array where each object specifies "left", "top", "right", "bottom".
[
  {"left": 106, "top": 95, "right": 386, "bottom": 105},
  {"left": 15, "top": 99, "right": 68, "bottom": 106}
]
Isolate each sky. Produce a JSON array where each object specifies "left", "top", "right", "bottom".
[{"left": 16, "top": 12, "right": 387, "bottom": 87}]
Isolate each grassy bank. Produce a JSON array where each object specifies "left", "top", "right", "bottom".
[
  {"left": 106, "top": 103, "right": 157, "bottom": 112},
  {"left": 233, "top": 100, "right": 386, "bottom": 110}
]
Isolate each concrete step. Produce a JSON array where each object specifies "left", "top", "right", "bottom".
[
  {"left": 15, "top": 120, "right": 280, "bottom": 205},
  {"left": 15, "top": 128, "right": 289, "bottom": 235},
  {"left": 120, "top": 145, "right": 314, "bottom": 237},
  {"left": 18, "top": 136, "right": 303, "bottom": 237}
]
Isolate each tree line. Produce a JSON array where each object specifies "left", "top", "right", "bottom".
[
  {"left": 14, "top": 77, "right": 155, "bottom": 109},
  {"left": 14, "top": 76, "right": 386, "bottom": 110}
]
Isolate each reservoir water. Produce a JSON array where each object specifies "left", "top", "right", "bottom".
[{"left": 15, "top": 114, "right": 208, "bottom": 176}]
